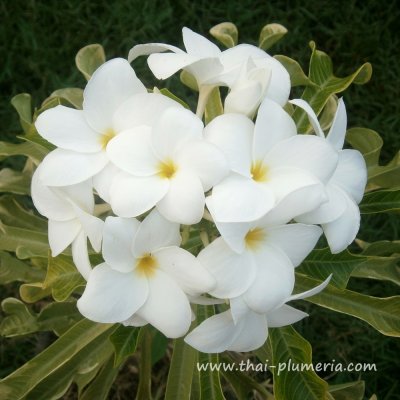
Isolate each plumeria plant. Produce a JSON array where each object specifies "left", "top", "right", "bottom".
[{"left": 0, "top": 22, "right": 399, "bottom": 399}]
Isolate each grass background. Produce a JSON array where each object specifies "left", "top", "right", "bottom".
[{"left": 0, "top": 0, "right": 399, "bottom": 399}]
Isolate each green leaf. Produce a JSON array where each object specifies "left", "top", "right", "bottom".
[
  {"left": 136, "top": 327, "right": 152, "bottom": 400},
  {"left": 0, "top": 141, "right": 47, "bottom": 164},
  {"left": 0, "top": 251, "right": 44, "bottom": 284},
  {"left": 259, "top": 23, "right": 288, "bottom": 50},
  {"left": 368, "top": 152, "right": 400, "bottom": 188},
  {"left": 75, "top": 44, "right": 106, "bottom": 80},
  {"left": 319, "top": 95, "right": 338, "bottom": 131},
  {"left": 294, "top": 273, "right": 400, "bottom": 337},
  {"left": 43, "top": 88, "right": 84, "bottom": 110},
  {"left": 205, "top": 87, "right": 223, "bottom": 124},
  {"left": 109, "top": 325, "right": 140, "bottom": 367},
  {"left": 274, "top": 55, "right": 315, "bottom": 87},
  {"left": 19, "top": 282, "right": 52, "bottom": 303},
  {"left": 292, "top": 42, "right": 372, "bottom": 133},
  {"left": 156, "top": 88, "right": 190, "bottom": 109},
  {"left": 209, "top": 22, "right": 238, "bottom": 48},
  {"left": 18, "top": 131, "right": 55, "bottom": 152},
  {"left": 151, "top": 330, "right": 169, "bottom": 365},
  {"left": 0, "top": 319, "right": 115, "bottom": 400},
  {"left": 346, "top": 128, "right": 382, "bottom": 167},
  {"left": 180, "top": 70, "right": 199, "bottom": 91},
  {"left": 329, "top": 381, "right": 365, "bottom": 400},
  {"left": 360, "top": 240, "right": 400, "bottom": 256},
  {"left": 11, "top": 93, "right": 33, "bottom": 134},
  {"left": 269, "top": 326, "right": 329, "bottom": 400},
  {"left": 165, "top": 337, "right": 197, "bottom": 400},
  {"left": 360, "top": 189, "right": 400, "bottom": 213},
  {"left": 0, "top": 168, "right": 30, "bottom": 195}
]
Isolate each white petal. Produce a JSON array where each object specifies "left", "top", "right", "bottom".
[
  {"left": 327, "top": 97, "right": 347, "bottom": 150},
  {"left": 207, "top": 173, "right": 275, "bottom": 223},
  {"left": 198, "top": 237, "right": 257, "bottom": 298},
  {"left": 266, "top": 304, "right": 308, "bottom": 327},
  {"left": 48, "top": 219, "right": 80, "bottom": 256},
  {"left": 322, "top": 191, "right": 361, "bottom": 254},
  {"left": 39, "top": 149, "right": 108, "bottom": 186},
  {"left": 182, "top": 27, "right": 221, "bottom": 57},
  {"left": 59, "top": 179, "right": 95, "bottom": 214},
  {"left": 230, "top": 295, "right": 251, "bottom": 323},
  {"left": 253, "top": 98, "right": 297, "bottom": 161},
  {"left": 295, "top": 183, "right": 348, "bottom": 225},
  {"left": 176, "top": 140, "right": 228, "bottom": 191},
  {"left": 288, "top": 275, "right": 331, "bottom": 301},
  {"left": 264, "top": 224, "right": 322, "bottom": 267},
  {"left": 204, "top": 113, "right": 254, "bottom": 176},
  {"left": 77, "top": 263, "right": 148, "bottom": 322},
  {"left": 128, "top": 43, "right": 184, "bottom": 62},
  {"left": 93, "top": 163, "right": 119, "bottom": 203},
  {"left": 156, "top": 246, "right": 215, "bottom": 295},
  {"left": 132, "top": 209, "right": 181, "bottom": 256},
  {"left": 289, "top": 99, "right": 324, "bottom": 137},
  {"left": 122, "top": 314, "right": 148, "bottom": 327},
  {"left": 187, "top": 295, "right": 225, "bottom": 305},
  {"left": 152, "top": 107, "right": 203, "bottom": 160},
  {"left": 224, "top": 81, "right": 263, "bottom": 117},
  {"left": 330, "top": 149, "right": 367, "bottom": 204},
  {"left": 102, "top": 216, "right": 139, "bottom": 272},
  {"left": 110, "top": 172, "right": 169, "bottom": 217},
  {"left": 244, "top": 245, "right": 295, "bottom": 313},
  {"left": 83, "top": 58, "right": 146, "bottom": 132},
  {"left": 137, "top": 270, "right": 192, "bottom": 338},
  {"left": 107, "top": 127, "right": 159, "bottom": 176},
  {"left": 156, "top": 170, "right": 205, "bottom": 224},
  {"left": 35, "top": 106, "right": 102, "bottom": 152},
  {"left": 184, "top": 310, "right": 240, "bottom": 353},
  {"left": 73, "top": 206, "right": 104, "bottom": 252},
  {"left": 113, "top": 92, "right": 182, "bottom": 132},
  {"left": 147, "top": 52, "right": 199, "bottom": 80},
  {"left": 266, "top": 135, "right": 338, "bottom": 183},
  {"left": 72, "top": 231, "right": 92, "bottom": 280}
]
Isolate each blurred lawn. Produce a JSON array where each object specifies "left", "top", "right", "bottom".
[{"left": 0, "top": 0, "right": 399, "bottom": 399}]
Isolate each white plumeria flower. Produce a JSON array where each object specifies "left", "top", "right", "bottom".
[
  {"left": 77, "top": 210, "right": 215, "bottom": 338},
  {"left": 106, "top": 106, "right": 228, "bottom": 224},
  {"left": 205, "top": 98, "right": 338, "bottom": 223},
  {"left": 185, "top": 277, "right": 331, "bottom": 353},
  {"left": 290, "top": 98, "right": 367, "bottom": 253},
  {"left": 31, "top": 164, "right": 103, "bottom": 280},
  {"left": 198, "top": 205, "right": 322, "bottom": 313}
]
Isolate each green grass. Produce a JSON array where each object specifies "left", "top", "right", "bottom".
[{"left": 0, "top": 0, "right": 399, "bottom": 399}]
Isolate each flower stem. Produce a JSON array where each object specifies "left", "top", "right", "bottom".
[
  {"left": 135, "top": 328, "right": 152, "bottom": 400},
  {"left": 196, "top": 85, "right": 214, "bottom": 119}
]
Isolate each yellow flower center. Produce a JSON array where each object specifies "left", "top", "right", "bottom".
[
  {"left": 251, "top": 160, "right": 268, "bottom": 182},
  {"left": 245, "top": 227, "right": 266, "bottom": 250},
  {"left": 158, "top": 159, "right": 177, "bottom": 179},
  {"left": 100, "top": 128, "right": 116, "bottom": 149},
  {"left": 135, "top": 254, "right": 157, "bottom": 277}
]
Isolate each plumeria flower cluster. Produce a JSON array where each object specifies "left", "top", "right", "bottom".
[{"left": 31, "top": 27, "right": 367, "bottom": 352}]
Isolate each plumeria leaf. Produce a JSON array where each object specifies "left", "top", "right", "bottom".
[
  {"left": 156, "top": 87, "right": 190, "bottom": 109},
  {"left": 292, "top": 42, "right": 372, "bottom": 133},
  {"left": 0, "top": 251, "right": 44, "bottom": 284},
  {"left": 180, "top": 70, "right": 199, "bottom": 91},
  {"left": 0, "top": 168, "right": 31, "bottom": 195},
  {"left": 360, "top": 240, "right": 400, "bottom": 256},
  {"left": 75, "top": 44, "right": 106, "bottom": 80},
  {"left": 19, "top": 282, "right": 52, "bottom": 303},
  {"left": 274, "top": 55, "right": 315, "bottom": 87},
  {"left": 259, "top": 23, "right": 288, "bottom": 50},
  {"left": 268, "top": 326, "right": 329, "bottom": 400},
  {"left": 0, "top": 319, "right": 115, "bottom": 400},
  {"left": 329, "top": 381, "right": 365, "bottom": 400},
  {"left": 109, "top": 325, "right": 140, "bottom": 367},
  {"left": 42, "top": 88, "right": 84, "bottom": 110},
  {"left": 205, "top": 87, "right": 223, "bottom": 124},
  {"left": 210, "top": 22, "right": 238, "bottom": 48},
  {"left": 18, "top": 131, "right": 55, "bottom": 152},
  {"left": 319, "top": 95, "right": 338, "bottom": 131},
  {"left": 367, "top": 152, "right": 400, "bottom": 188},
  {"left": 0, "top": 141, "right": 47, "bottom": 164},
  {"left": 151, "top": 330, "right": 169, "bottom": 365},
  {"left": 294, "top": 274, "right": 400, "bottom": 337},
  {"left": 360, "top": 189, "right": 400, "bottom": 213},
  {"left": 11, "top": 93, "right": 33, "bottom": 135}
]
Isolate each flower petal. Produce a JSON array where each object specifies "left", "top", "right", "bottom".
[
  {"left": 156, "top": 170, "right": 205, "bottom": 224},
  {"left": 107, "top": 126, "right": 159, "bottom": 176},
  {"left": 266, "top": 135, "right": 338, "bottom": 183},
  {"left": 137, "top": 270, "right": 192, "bottom": 338},
  {"left": 83, "top": 58, "right": 146, "bottom": 132},
  {"left": 182, "top": 27, "right": 221, "bottom": 57},
  {"left": 289, "top": 99, "right": 324, "bottom": 137},
  {"left": 198, "top": 237, "right": 256, "bottom": 298},
  {"left": 322, "top": 191, "right": 361, "bottom": 254},
  {"left": 266, "top": 304, "right": 308, "bottom": 327},
  {"left": 156, "top": 246, "right": 215, "bottom": 295},
  {"left": 147, "top": 52, "right": 199, "bottom": 80},
  {"left": 73, "top": 206, "right": 104, "bottom": 252},
  {"left": 77, "top": 263, "right": 148, "bottom": 322},
  {"left": 72, "top": 231, "right": 92, "bottom": 280},
  {"left": 35, "top": 106, "right": 102, "bottom": 152},
  {"left": 204, "top": 114, "right": 254, "bottom": 177},
  {"left": 39, "top": 149, "right": 108, "bottom": 186},
  {"left": 176, "top": 140, "right": 228, "bottom": 191},
  {"left": 102, "top": 216, "right": 139, "bottom": 272},
  {"left": 207, "top": 173, "right": 275, "bottom": 222},
  {"left": 330, "top": 149, "right": 367, "bottom": 204},
  {"left": 132, "top": 209, "right": 181, "bottom": 256},
  {"left": 253, "top": 98, "right": 297, "bottom": 160},
  {"left": 110, "top": 172, "right": 169, "bottom": 217},
  {"left": 288, "top": 275, "right": 331, "bottom": 301},
  {"left": 327, "top": 97, "right": 347, "bottom": 150},
  {"left": 48, "top": 218, "right": 81, "bottom": 256},
  {"left": 128, "top": 43, "right": 184, "bottom": 63},
  {"left": 93, "top": 163, "right": 119, "bottom": 203},
  {"left": 243, "top": 245, "right": 294, "bottom": 313},
  {"left": 152, "top": 107, "right": 203, "bottom": 160}
]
